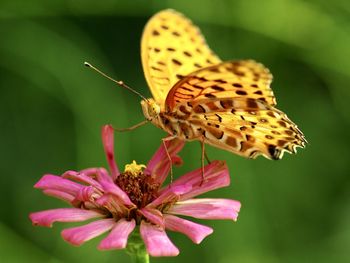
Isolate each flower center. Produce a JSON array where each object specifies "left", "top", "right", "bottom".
[{"left": 115, "top": 160, "right": 160, "bottom": 208}]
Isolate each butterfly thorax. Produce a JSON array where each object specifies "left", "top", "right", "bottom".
[{"left": 141, "top": 98, "right": 194, "bottom": 139}]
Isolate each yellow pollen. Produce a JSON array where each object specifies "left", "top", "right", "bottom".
[{"left": 124, "top": 160, "right": 146, "bottom": 176}]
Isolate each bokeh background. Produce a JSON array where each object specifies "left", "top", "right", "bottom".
[{"left": 1, "top": 0, "right": 349, "bottom": 262}]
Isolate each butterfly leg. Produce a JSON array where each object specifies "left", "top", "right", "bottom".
[
  {"left": 113, "top": 120, "right": 148, "bottom": 132},
  {"left": 162, "top": 135, "right": 178, "bottom": 183},
  {"left": 199, "top": 141, "right": 211, "bottom": 164},
  {"left": 200, "top": 136, "right": 209, "bottom": 186},
  {"left": 204, "top": 145, "right": 211, "bottom": 164}
]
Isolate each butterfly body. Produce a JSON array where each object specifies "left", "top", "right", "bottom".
[
  {"left": 140, "top": 9, "right": 306, "bottom": 160},
  {"left": 141, "top": 99, "right": 193, "bottom": 139},
  {"left": 142, "top": 94, "right": 302, "bottom": 160}
]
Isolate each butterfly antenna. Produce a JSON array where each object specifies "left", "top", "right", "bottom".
[{"left": 84, "top": 62, "right": 148, "bottom": 101}]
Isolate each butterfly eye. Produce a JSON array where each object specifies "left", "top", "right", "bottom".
[{"left": 151, "top": 102, "right": 161, "bottom": 115}]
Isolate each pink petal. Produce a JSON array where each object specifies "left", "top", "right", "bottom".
[
  {"left": 161, "top": 161, "right": 230, "bottom": 200},
  {"left": 42, "top": 189, "right": 75, "bottom": 203},
  {"left": 34, "top": 174, "right": 83, "bottom": 196},
  {"left": 98, "top": 219, "right": 135, "bottom": 250},
  {"left": 70, "top": 186, "right": 95, "bottom": 206},
  {"left": 148, "top": 184, "right": 191, "bottom": 207},
  {"left": 96, "top": 169, "right": 134, "bottom": 206},
  {"left": 102, "top": 125, "right": 120, "bottom": 180},
  {"left": 145, "top": 138, "right": 184, "bottom": 185},
  {"left": 140, "top": 207, "right": 164, "bottom": 227},
  {"left": 29, "top": 208, "right": 104, "bottom": 227},
  {"left": 140, "top": 221, "right": 179, "bottom": 257},
  {"left": 62, "top": 218, "right": 115, "bottom": 246},
  {"left": 167, "top": 198, "right": 241, "bottom": 221},
  {"left": 95, "top": 194, "right": 114, "bottom": 206},
  {"left": 164, "top": 215, "right": 213, "bottom": 244},
  {"left": 62, "top": 169, "right": 102, "bottom": 189},
  {"left": 94, "top": 195, "right": 123, "bottom": 216}
]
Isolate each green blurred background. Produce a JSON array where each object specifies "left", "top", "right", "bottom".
[{"left": 1, "top": 0, "right": 349, "bottom": 262}]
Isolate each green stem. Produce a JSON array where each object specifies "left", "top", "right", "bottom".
[{"left": 126, "top": 229, "right": 149, "bottom": 263}]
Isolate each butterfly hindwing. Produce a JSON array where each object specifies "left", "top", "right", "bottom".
[
  {"left": 165, "top": 60, "right": 276, "bottom": 110},
  {"left": 175, "top": 97, "right": 306, "bottom": 159}
]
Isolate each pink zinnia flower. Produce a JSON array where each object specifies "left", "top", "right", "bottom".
[{"left": 30, "top": 125, "right": 241, "bottom": 257}]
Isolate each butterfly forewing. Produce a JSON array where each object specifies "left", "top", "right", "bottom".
[{"left": 141, "top": 9, "right": 221, "bottom": 108}]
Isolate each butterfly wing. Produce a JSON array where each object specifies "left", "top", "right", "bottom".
[
  {"left": 182, "top": 98, "right": 306, "bottom": 159},
  {"left": 166, "top": 61, "right": 306, "bottom": 159},
  {"left": 141, "top": 9, "right": 221, "bottom": 108},
  {"left": 165, "top": 60, "right": 276, "bottom": 110}
]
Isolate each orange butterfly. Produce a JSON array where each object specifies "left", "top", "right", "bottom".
[{"left": 86, "top": 9, "right": 306, "bottom": 163}]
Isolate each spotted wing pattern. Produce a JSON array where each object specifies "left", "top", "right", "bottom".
[
  {"left": 172, "top": 97, "right": 306, "bottom": 159},
  {"left": 165, "top": 60, "right": 276, "bottom": 111},
  {"left": 141, "top": 9, "right": 221, "bottom": 108},
  {"left": 164, "top": 60, "right": 306, "bottom": 159}
]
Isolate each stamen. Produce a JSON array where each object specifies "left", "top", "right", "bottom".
[{"left": 124, "top": 160, "right": 146, "bottom": 176}]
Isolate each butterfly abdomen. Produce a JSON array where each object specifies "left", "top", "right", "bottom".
[{"left": 159, "top": 113, "right": 196, "bottom": 140}]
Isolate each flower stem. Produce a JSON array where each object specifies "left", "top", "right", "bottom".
[{"left": 126, "top": 229, "right": 149, "bottom": 263}]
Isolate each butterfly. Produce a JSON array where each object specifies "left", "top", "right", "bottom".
[
  {"left": 86, "top": 9, "right": 306, "bottom": 161},
  {"left": 139, "top": 9, "right": 306, "bottom": 160}
]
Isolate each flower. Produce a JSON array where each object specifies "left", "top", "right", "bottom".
[{"left": 30, "top": 125, "right": 241, "bottom": 257}]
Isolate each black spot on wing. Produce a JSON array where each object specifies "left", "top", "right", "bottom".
[
  {"left": 204, "top": 93, "right": 216, "bottom": 98},
  {"left": 268, "top": 145, "right": 280, "bottom": 160},
  {"left": 215, "top": 114, "right": 222, "bottom": 122},
  {"left": 172, "top": 59, "right": 182, "bottom": 66},
  {"left": 212, "top": 85, "right": 225, "bottom": 91}
]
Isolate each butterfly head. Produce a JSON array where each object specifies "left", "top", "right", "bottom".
[{"left": 141, "top": 99, "right": 161, "bottom": 122}]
